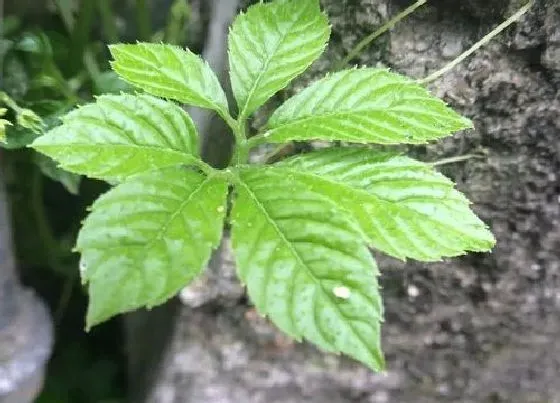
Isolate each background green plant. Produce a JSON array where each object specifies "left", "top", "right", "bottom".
[
  {"left": 30, "top": 0, "right": 496, "bottom": 370},
  {"left": 0, "top": 0, "right": 197, "bottom": 401},
  {"left": 1, "top": 0, "right": 533, "bottom": 398}
]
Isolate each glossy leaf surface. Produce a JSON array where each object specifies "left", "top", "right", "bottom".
[
  {"left": 228, "top": 0, "right": 330, "bottom": 119},
  {"left": 231, "top": 167, "right": 384, "bottom": 370},
  {"left": 276, "top": 148, "right": 495, "bottom": 261},
  {"left": 110, "top": 43, "right": 229, "bottom": 116},
  {"left": 31, "top": 94, "right": 200, "bottom": 181},
  {"left": 261, "top": 68, "right": 472, "bottom": 145},
  {"left": 77, "top": 167, "right": 228, "bottom": 328}
]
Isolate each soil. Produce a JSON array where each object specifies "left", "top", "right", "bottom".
[{"left": 128, "top": 1, "right": 560, "bottom": 402}]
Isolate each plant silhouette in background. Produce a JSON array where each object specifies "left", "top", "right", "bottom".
[{"left": 31, "top": 0, "right": 495, "bottom": 370}]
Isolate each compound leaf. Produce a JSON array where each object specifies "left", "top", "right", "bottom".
[
  {"left": 78, "top": 167, "right": 228, "bottom": 328},
  {"left": 275, "top": 147, "right": 495, "bottom": 261},
  {"left": 110, "top": 43, "right": 229, "bottom": 116},
  {"left": 259, "top": 68, "right": 472, "bottom": 145},
  {"left": 231, "top": 167, "right": 384, "bottom": 371},
  {"left": 228, "top": 0, "right": 330, "bottom": 119},
  {"left": 31, "top": 94, "right": 200, "bottom": 182}
]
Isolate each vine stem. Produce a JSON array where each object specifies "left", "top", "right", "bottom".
[
  {"left": 429, "top": 154, "right": 479, "bottom": 167},
  {"left": 418, "top": 1, "right": 534, "bottom": 85},
  {"left": 216, "top": 109, "right": 250, "bottom": 166},
  {"left": 335, "top": 0, "right": 427, "bottom": 71}
]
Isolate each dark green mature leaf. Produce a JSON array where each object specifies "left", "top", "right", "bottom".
[
  {"left": 35, "top": 154, "right": 81, "bottom": 195},
  {"left": 1, "top": 125, "right": 41, "bottom": 149},
  {"left": 231, "top": 167, "right": 384, "bottom": 370},
  {"left": 78, "top": 167, "right": 228, "bottom": 328},
  {"left": 275, "top": 148, "right": 495, "bottom": 261},
  {"left": 258, "top": 68, "right": 472, "bottom": 145},
  {"left": 228, "top": 0, "right": 330, "bottom": 119},
  {"left": 110, "top": 43, "right": 229, "bottom": 117},
  {"left": 31, "top": 94, "right": 200, "bottom": 181}
]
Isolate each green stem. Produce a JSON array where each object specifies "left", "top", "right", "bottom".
[
  {"left": 136, "top": 0, "right": 152, "bottom": 41},
  {"left": 83, "top": 51, "right": 101, "bottom": 83},
  {"left": 165, "top": 0, "right": 190, "bottom": 45},
  {"left": 53, "top": 0, "right": 75, "bottom": 31},
  {"left": 0, "top": 92, "right": 20, "bottom": 112},
  {"left": 70, "top": 0, "right": 96, "bottom": 74},
  {"left": 429, "top": 154, "right": 478, "bottom": 167},
  {"left": 30, "top": 167, "right": 61, "bottom": 270},
  {"left": 418, "top": 1, "right": 534, "bottom": 85},
  {"left": 98, "top": 0, "right": 119, "bottom": 43},
  {"left": 192, "top": 158, "right": 216, "bottom": 176},
  {"left": 335, "top": 0, "right": 427, "bottom": 71},
  {"left": 231, "top": 119, "right": 250, "bottom": 166},
  {"left": 219, "top": 110, "right": 239, "bottom": 134}
]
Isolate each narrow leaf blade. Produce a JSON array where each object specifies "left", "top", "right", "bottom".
[
  {"left": 263, "top": 68, "right": 473, "bottom": 145},
  {"left": 110, "top": 43, "right": 229, "bottom": 115},
  {"left": 231, "top": 167, "right": 384, "bottom": 370},
  {"left": 276, "top": 147, "right": 495, "bottom": 261},
  {"left": 228, "top": 0, "right": 330, "bottom": 119},
  {"left": 78, "top": 167, "right": 228, "bottom": 328},
  {"left": 31, "top": 94, "right": 200, "bottom": 181}
]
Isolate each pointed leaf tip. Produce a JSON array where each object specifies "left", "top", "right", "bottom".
[{"left": 229, "top": 0, "right": 330, "bottom": 119}]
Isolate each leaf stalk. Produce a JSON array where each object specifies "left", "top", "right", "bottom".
[{"left": 418, "top": 0, "right": 534, "bottom": 85}]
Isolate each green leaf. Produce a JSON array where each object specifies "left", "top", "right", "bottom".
[
  {"left": 259, "top": 68, "right": 472, "bottom": 145},
  {"left": 94, "top": 71, "right": 134, "bottom": 95},
  {"left": 110, "top": 43, "right": 229, "bottom": 116},
  {"left": 275, "top": 147, "right": 495, "bottom": 261},
  {"left": 35, "top": 154, "right": 81, "bottom": 195},
  {"left": 77, "top": 167, "right": 228, "bottom": 328},
  {"left": 1, "top": 124, "right": 41, "bottom": 149},
  {"left": 31, "top": 94, "right": 200, "bottom": 181},
  {"left": 228, "top": 0, "right": 330, "bottom": 119},
  {"left": 231, "top": 167, "right": 384, "bottom": 371}
]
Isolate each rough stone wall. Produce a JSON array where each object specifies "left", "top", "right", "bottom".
[{"left": 139, "top": 1, "right": 560, "bottom": 402}]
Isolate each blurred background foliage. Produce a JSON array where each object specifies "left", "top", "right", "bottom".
[{"left": 0, "top": 1, "right": 194, "bottom": 401}]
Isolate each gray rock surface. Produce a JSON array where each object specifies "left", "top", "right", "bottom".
[
  {"left": 0, "top": 164, "right": 53, "bottom": 403},
  {"left": 132, "top": 1, "right": 560, "bottom": 402}
]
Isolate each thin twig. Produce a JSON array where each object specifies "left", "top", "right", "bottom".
[
  {"left": 335, "top": 0, "right": 427, "bottom": 71},
  {"left": 418, "top": 1, "right": 534, "bottom": 85},
  {"left": 429, "top": 154, "right": 479, "bottom": 167}
]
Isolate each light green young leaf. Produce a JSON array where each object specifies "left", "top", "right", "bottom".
[
  {"left": 31, "top": 94, "right": 200, "bottom": 182},
  {"left": 231, "top": 167, "right": 384, "bottom": 371},
  {"left": 77, "top": 167, "right": 228, "bottom": 328},
  {"left": 275, "top": 147, "right": 495, "bottom": 261},
  {"left": 257, "top": 68, "right": 472, "bottom": 146},
  {"left": 110, "top": 43, "right": 229, "bottom": 116},
  {"left": 228, "top": 0, "right": 330, "bottom": 119}
]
